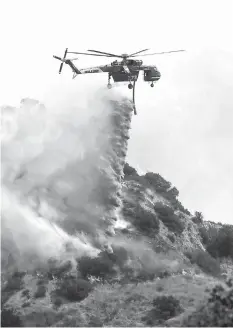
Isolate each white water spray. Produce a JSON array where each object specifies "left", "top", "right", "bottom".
[{"left": 1, "top": 85, "right": 133, "bottom": 273}]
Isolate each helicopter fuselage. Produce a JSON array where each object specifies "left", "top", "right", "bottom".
[
  {"left": 63, "top": 57, "right": 161, "bottom": 84},
  {"left": 109, "top": 59, "right": 161, "bottom": 83}
]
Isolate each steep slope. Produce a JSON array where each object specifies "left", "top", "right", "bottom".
[{"left": 120, "top": 166, "right": 205, "bottom": 252}]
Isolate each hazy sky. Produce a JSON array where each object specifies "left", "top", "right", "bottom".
[{"left": 1, "top": 0, "right": 233, "bottom": 224}]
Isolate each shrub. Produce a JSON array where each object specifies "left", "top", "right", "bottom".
[
  {"left": 21, "top": 289, "right": 30, "bottom": 299},
  {"left": 2, "top": 271, "right": 25, "bottom": 306},
  {"left": 53, "top": 298, "right": 63, "bottom": 308},
  {"left": 154, "top": 203, "right": 185, "bottom": 234},
  {"left": 199, "top": 226, "right": 210, "bottom": 245},
  {"left": 77, "top": 254, "right": 116, "bottom": 281},
  {"left": 22, "top": 301, "right": 31, "bottom": 308},
  {"left": 135, "top": 270, "right": 156, "bottom": 283},
  {"left": 1, "top": 308, "right": 22, "bottom": 327},
  {"left": 199, "top": 225, "right": 219, "bottom": 246},
  {"left": 110, "top": 245, "right": 129, "bottom": 268},
  {"left": 53, "top": 307, "right": 88, "bottom": 327},
  {"left": 183, "top": 279, "right": 233, "bottom": 326},
  {"left": 3, "top": 271, "right": 25, "bottom": 292},
  {"left": 47, "top": 259, "right": 73, "bottom": 280},
  {"left": 120, "top": 228, "right": 130, "bottom": 234},
  {"left": 185, "top": 249, "right": 221, "bottom": 276},
  {"left": 207, "top": 226, "right": 233, "bottom": 260},
  {"left": 142, "top": 295, "right": 183, "bottom": 325},
  {"left": 34, "top": 285, "right": 47, "bottom": 298},
  {"left": 122, "top": 199, "right": 135, "bottom": 218},
  {"left": 192, "top": 211, "right": 204, "bottom": 224},
  {"left": 144, "top": 172, "right": 171, "bottom": 192},
  {"left": 123, "top": 163, "right": 139, "bottom": 176},
  {"left": 130, "top": 205, "right": 160, "bottom": 235},
  {"left": 173, "top": 200, "right": 191, "bottom": 215},
  {"left": 167, "top": 234, "right": 175, "bottom": 243},
  {"left": 55, "top": 276, "right": 93, "bottom": 302}
]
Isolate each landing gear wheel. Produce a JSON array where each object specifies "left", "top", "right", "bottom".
[
  {"left": 107, "top": 83, "right": 112, "bottom": 89},
  {"left": 128, "top": 83, "right": 133, "bottom": 89},
  {"left": 150, "top": 82, "right": 154, "bottom": 87}
]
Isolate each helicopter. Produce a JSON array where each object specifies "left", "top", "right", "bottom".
[{"left": 53, "top": 48, "right": 185, "bottom": 115}]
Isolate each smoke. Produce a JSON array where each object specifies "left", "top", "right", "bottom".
[{"left": 1, "top": 85, "right": 133, "bottom": 273}]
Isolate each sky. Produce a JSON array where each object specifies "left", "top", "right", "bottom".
[{"left": 1, "top": 0, "right": 233, "bottom": 224}]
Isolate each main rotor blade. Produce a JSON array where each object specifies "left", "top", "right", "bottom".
[
  {"left": 88, "top": 49, "right": 122, "bottom": 58},
  {"left": 68, "top": 51, "right": 110, "bottom": 57},
  {"left": 135, "top": 50, "right": 186, "bottom": 56},
  {"left": 128, "top": 48, "right": 150, "bottom": 57}
]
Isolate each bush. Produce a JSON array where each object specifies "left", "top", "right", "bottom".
[
  {"left": 154, "top": 202, "right": 185, "bottom": 234},
  {"left": 142, "top": 295, "right": 183, "bottom": 325},
  {"left": 144, "top": 172, "right": 171, "bottom": 192},
  {"left": 120, "top": 228, "right": 130, "bottom": 234},
  {"left": 110, "top": 245, "right": 129, "bottom": 268},
  {"left": 53, "top": 298, "right": 63, "bottom": 308},
  {"left": 122, "top": 199, "right": 135, "bottom": 218},
  {"left": 130, "top": 205, "right": 160, "bottom": 235},
  {"left": 22, "top": 301, "right": 31, "bottom": 308},
  {"left": 21, "top": 289, "right": 30, "bottom": 299},
  {"left": 34, "top": 285, "right": 47, "bottom": 298},
  {"left": 199, "top": 226, "right": 210, "bottom": 245},
  {"left": 135, "top": 270, "right": 156, "bottom": 283},
  {"left": 1, "top": 308, "right": 22, "bottom": 327},
  {"left": 3, "top": 271, "right": 25, "bottom": 292},
  {"left": 123, "top": 163, "right": 139, "bottom": 176},
  {"left": 47, "top": 259, "right": 73, "bottom": 280},
  {"left": 206, "top": 226, "right": 233, "bottom": 260},
  {"left": 192, "top": 211, "right": 204, "bottom": 224},
  {"left": 173, "top": 200, "right": 191, "bottom": 215},
  {"left": 77, "top": 254, "right": 116, "bottom": 281},
  {"left": 183, "top": 279, "right": 233, "bottom": 326},
  {"left": 2, "top": 271, "right": 25, "bottom": 306},
  {"left": 55, "top": 276, "right": 93, "bottom": 302},
  {"left": 185, "top": 249, "right": 221, "bottom": 276},
  {"left": 199, "top": 225, "right": 219, "bottom": 246},
  {"left": 167, "top": 234, "right": 175, "bottom": 243}
]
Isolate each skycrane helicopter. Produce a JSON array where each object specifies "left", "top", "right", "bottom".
[{"left": 53, "top": 48, "right": 185, "bottom": 115}]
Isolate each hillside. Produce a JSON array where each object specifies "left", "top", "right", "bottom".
[{"left": 1, "top": 96, "right": 233, "bottom": 327}]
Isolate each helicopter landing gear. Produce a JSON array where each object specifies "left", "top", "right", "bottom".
[
  {"left": 128, "top": 83, "right": 133, "bottom": 89},
  {"left": 150, "top": 82, "right": 154, "bottom": 87},
  {"left": 107, "top": 73, "right": 112, "bottom": 89}
]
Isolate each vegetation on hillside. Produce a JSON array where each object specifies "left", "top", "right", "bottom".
[
  {"left": 1, "top": 163, "right": 233, "bottom": 327},
  {"left": 182, "top": 279, "right": 233, "bottom": 327}
]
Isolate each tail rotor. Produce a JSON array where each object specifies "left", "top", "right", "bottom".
[
  {"left": 59, "top": 48, "right": 68, "bottom": 74},
  {"left": 53, "top": 48, "right": 68, "bottom": 74}
]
